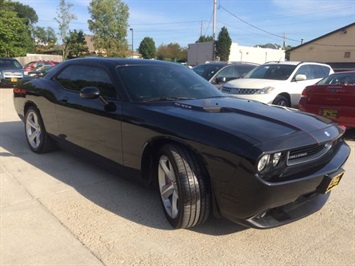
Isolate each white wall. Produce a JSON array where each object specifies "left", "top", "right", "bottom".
[
  {"left": 187, "top": 42, "right": 286, "bottom": 66},
  {"left": 16, "top": 54, "right": 63, "bottom": 66},
  {"left": 229, "top": 43, "right": 285, "bottom": 64}
]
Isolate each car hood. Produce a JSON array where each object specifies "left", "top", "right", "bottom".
[
  {"left": 224, "top": 78, "right": 286, "bottom": 89},
  {"left": 143, "top": 97, "right": 342, "bottom": 151}
]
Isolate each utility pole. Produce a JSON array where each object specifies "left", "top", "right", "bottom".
[
  {"left": 130, "top": 28, "right": 134, "bottom": 58},
  {"left": 212, "top": 0, "right": 217, "bottom": 60}
]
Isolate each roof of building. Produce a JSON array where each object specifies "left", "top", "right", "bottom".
[{"left": 288, "top": 22, "right": 355, "bottom": 52}]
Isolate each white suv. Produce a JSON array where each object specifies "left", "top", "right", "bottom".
[{"left": 221, "top": 61, "right": 333, "bottom": 107}]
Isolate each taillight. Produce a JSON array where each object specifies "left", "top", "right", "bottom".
[{"left": 13, "top": 87, "right": 26, "bottom": 95}]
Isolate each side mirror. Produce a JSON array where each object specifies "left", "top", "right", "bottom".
[
  {"left": 80, "top": 86, "right": 100, "bottom": 99},
  {"left": 295, "top": 74, "right": 307, "bottom": 81},
  {"left": 215, "top": 76, "right": 227, "bottom": 84},
  {"left": 80, "top": 86, "right": 116, "bottom": 112}
]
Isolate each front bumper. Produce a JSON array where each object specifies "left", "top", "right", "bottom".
[
  {"left": 1, "top": 78, "right": 22, "bottom": 88},
  {"left": 213, "top": 141, "right": 350, "bottom": 228}
]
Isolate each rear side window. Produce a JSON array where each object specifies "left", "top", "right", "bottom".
[
  {"left": 311, "top": 65, "right": 328, "bottom": 79},
  {"left": 55, "top": 64, "right": 116, "bottom": 98},
  {"left": 321, "top": 65, "right": 332, "bottom": 76}
]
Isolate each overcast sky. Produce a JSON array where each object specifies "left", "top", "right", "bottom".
[{"left": 15, "top": 0, "right": 355, "bottom": 49}]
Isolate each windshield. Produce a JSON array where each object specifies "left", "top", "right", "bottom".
[
  {"left": 118, "top": 64, "right": 223, "bottom": 102},
  {"left": 0, "top": 59, "right": 22, "bottom": 69},
  {"left": 317, "top": 72, "right": 355, "bottom": 85},
  {"left": 244, "top": 64, "right": 296, "bottom": 80},
  {"left": 192, "top": 64, "right": 225, "bottom": 80}
]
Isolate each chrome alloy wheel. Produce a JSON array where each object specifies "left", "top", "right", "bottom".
[
  {"left": 158, "top": 155, "right": 179, "bottom": 219},
  {"left": 26, "top": 110, "right": 42, "bottom": 149}
]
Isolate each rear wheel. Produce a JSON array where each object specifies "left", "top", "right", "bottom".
[
  {"left": 273, "top": 95, "right": 290, "bottom": 107},
  {"left": 25, "top": 107, "right": 54, "bottom": 153},
  {"left": 157, "top": 144, "right": 210, "bottom": 229}
]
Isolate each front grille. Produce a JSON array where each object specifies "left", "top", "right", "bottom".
[
  {"left": 222, "top": 87, "right": 259, "bottom": 94},
  {"left": 287, "top": 142, "right": 332, "bottom": 166},
  {"left": 4, "top": 71, "right": 23, "bottom": 78}
]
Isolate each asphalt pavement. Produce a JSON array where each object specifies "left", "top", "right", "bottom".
[{"left": 1, "top": 88, "right": 354, "bottom": 266}]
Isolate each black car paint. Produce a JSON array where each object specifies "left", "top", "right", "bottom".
[{"left": 13, "top": 58, "right": 350, "bottom": 228}]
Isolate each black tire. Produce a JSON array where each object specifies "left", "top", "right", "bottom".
[
  {"left": 273, "top": 95, "right": 290, "bottom": 107},
  {"left": 157, "top": 144, "right": 211, "bottom": 229},
  {"left": 24, "top": 107, "right": 54, "bottom": 153}
]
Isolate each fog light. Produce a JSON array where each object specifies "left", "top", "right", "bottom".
[{"left": 258, "top": 154, "right": 270, "bottom": 172}]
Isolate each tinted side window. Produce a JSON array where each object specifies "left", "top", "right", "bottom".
[
  {"left": 236, "top": 65, "right": 255, "bottom": 77},
  {"left": 295, "top": 65, "right": 312, "bottom": 80},
  {"left": 217, "top": 66, "right": 236, "bottom": 79},
  {"left": 311, "top": 65, "right": 327, "bottom": 79},
  {"left": 321, "top": 66, "right": 331, "bottom": 75},
  {"left": 55, "top": 65, "right": 116, "bottom": 98}
]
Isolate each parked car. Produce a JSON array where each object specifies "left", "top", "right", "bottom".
[
  {"left": 221, "top": 61, "right": 334, "bottom": 107},
  {"left": 27, "top": 64, "right": 56, "bottom": 78},
  {"left": 0, "top": 57, "right": 24, "bottom": 88},
  {"left": 24, "top": 60, "right": 59, "bottom": 76},
  {"left": 192, "top": 61, "right": 258, "bottom": 89},
  {"left": 13, "top": 58, "right": 350, "bottom": 229},
  {"left": 299, "top": 71, "right": 355, "bottom": 128}
]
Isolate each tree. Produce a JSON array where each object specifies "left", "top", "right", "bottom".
[
  {"left": 54, "top": 0, "right": 77, "bottom": 59},
  {"left": 65, "top": 30, "right": 89, "bottom": 58},
  {"left": 156, "top": 43, "right": 187, "bottom": 62},
  {"left": 88, "top": 0, "right": 129, "bottom": 57},
  {"left": 12, "top": 1, "right": 38, "bottom": 25},
  {"left": 196, "top": 35, "right": 213, "bottom": 43},
  {"left": 138, "top": 37, "right": 156, "bottom": 59},
  {"left": 0, "top": 9, "right": 28, "bottom": 56},
  {"left": 215, "top": 27, "right": 232, "bottom": 61},
  {"left": 254, "top": 43, "right": 281, "bottom": 49},
  {"left": 33, "top": 26, "right": 57, "bottom": 51},
  {"left": 0, "top": 0, "right": 37, "bottom": 56}
]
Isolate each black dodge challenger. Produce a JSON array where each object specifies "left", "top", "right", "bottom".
[{"left": 13, "top": 58, "right": 350, "bottom": 229}]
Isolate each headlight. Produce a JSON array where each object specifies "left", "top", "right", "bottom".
[
  {"left": 257, "top": 154, "right": 270, "bottom": 172},
  {"left": 272, "top": 152, "right": 282, "bottom": 166},
  {"left": 257, "top": 152, "right": 284, "bottom": 173},
  {"left": 255, "top": 86, "right": 274, "bottom": 94}
]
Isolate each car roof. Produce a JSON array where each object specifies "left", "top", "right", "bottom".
[
  {"left": 65, "top": 57, "right": 194, "bottom": 68},
  {"left": 330, "top": 71, "right": 355, "bottom": 75},
  {"left": 0, "top": 57, "right": 18, "bottom": 61},
  {"left": 196, "top": 61, "right": 259, "bottom": 67},
  {"left": 263, "top": 61, "right": 330, "bottom": 67}
]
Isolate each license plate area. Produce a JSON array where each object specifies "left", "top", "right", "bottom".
[
  {"left": 11, "top": 77, "right": 18, "bottom": 83},
  {"left": 322, "top": 109, "right": 338, "bottom": 119},
  {"left": 318, "top": 170, "right": 344, "bottom": 194}
]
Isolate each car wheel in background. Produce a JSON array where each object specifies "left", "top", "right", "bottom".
[
  {"left": 273, "top": 95, "right": 290, "bottom": 107},
  {"left": 25, "top": 107, "right": 54, "bottom": 153},
  {"left": 157, "top": 144, "right": 211, "bottom": 229}
]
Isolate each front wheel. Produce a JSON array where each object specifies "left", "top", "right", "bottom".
[
  {"left": 273, "top": 95, "right": 290, "bottom": 107},
  {"left": 157, "top": 144, "right": 211, "bottom": 229},
  {"left": 25, "top": 107, "right": 54, "bottom": 153}
]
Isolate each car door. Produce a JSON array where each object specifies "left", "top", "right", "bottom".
[
  {"left": 290, "top": 64, "right": 328, "bottom": 106},
  {"left": 53, "top": 63, "right": 123, "bottom": 164}
]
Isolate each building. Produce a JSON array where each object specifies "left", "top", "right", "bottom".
[
  {"left": 288, "top": 22, "right": 355, "bottom": 72},
  {"left": 187, "top": 42, "right": 285, "bottom": 66}
]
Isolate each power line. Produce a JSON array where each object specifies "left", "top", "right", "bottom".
[{"left": 219, "top": 4, "right": 355, "bottom": 47}]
